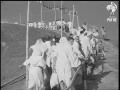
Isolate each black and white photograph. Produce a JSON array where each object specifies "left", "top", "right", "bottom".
[{"left": 1, "top": 1, "right": 118, "bottom": 90}]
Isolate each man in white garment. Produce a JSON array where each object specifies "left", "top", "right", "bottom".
[
  {"left": 77, "top": 26, "right": 83, "bottom": 36},
  {"left": 85, "top": 31, "right": 98, "bottom": 75},
  {"left": 81, "top": 22, "right": 87, "bottom": 31},
  {"left": 92, "top": 29, "right": 100, "bottom": 55},
  {"left": 49, "top": 22, "right": 53, "bottom": 30},
  {"left": 44, "top": 36, "right": 53, "bottom": 68},
  {"left": 72, "top": 36, "right": 85, "bottom": 86},
  {"left": 67, "top": 21, "right": 73, "bottom": 29},
  {"left": 66, "top": 36, "right": 85, "bottom": 88},
  {"left": 23, "top": 39, "right": 47, "bottom": 90},
  {"left": 80, "top": 31, "right": 93, "bottom": 58},
  {"left": 69, "top": 28, "right": 78, "bottom": 36},
  {"left": 100, "top": 26, "right": 106, "bottom": 40},
  {"left": 72, "top": 36, "right": 84, "bottom": 67}
]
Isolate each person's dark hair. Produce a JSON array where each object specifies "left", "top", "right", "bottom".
[
  {"left": 84, "top": 32, "right": 87, "bottom": 36},
  {"left": 83, "top": 22, "right": 86, "bottom": 25},
  {"left": 70, "top": 33, "right": 73, "bottom": 37},
  {"left": 42, "top": 37, "right": 45, "bottom": 42},
  {"left": 51, "top": 40, "right": 56, "bottom": 46},
  {"left": 52, "top": 35, "right": 56, "bottom": 38},
  {"left": 80, "top": 29, "right": 85, "bottom": 34},
  {"left": 47, "top": 36, "right": 52, "bottom": 41},
  {"left": 67, "top": 36, "right": 74, "bottom": 41}
]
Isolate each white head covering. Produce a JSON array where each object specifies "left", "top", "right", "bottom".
[
  {"left": 93, "top": 32, "right": 99, "bottom": 37},
  {"left": 34, "top": 39, "right": 47, "bottom": 53},
  {"left": 86, "top": 31, "right": 93, "bottom": 36},
  {"left": 59, "top": 37, "right": 69, "bottom": 45},
  {"left": 35, "top": 39, "right": 43, "bottom": 46}
]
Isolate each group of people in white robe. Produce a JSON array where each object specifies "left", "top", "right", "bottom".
[{"left": 22, "top": 23, "right": 105, "bottom": 90}]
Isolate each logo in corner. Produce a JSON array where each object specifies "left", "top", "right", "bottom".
[
  {"left": 106, "top": 2, "right": 117, "bottom": 15},
  {"left": 106, "top": 2, "right": 117, "bottom": 22}
]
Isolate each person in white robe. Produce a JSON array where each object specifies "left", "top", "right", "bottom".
[
  {"left": 100, "top": 26, "right": 106, "bottom": 39},
  {"left": 82, "top": 22, "right": 87, "bottom": 31},
  {"left": 77, "top": 27, "right": 83, "bottom": 36},
  {"left": 67, "top": 21, "right": 73, "bottom": 29},
  {"left": 23, "top": 39, "right": 47, "bottom": 90},
  {"left": 55, "top": 37, "right": 74, "bottom": 90},
  {"left": 72, "top": 36, "right": 84, "bottom": 67},
  {"left": 80, "top": 32, "right": 92, "bottom": 58},
  {"left": 87, "top": 32, "right": 101, "bottom": 75},
  {"left": 70, "top": 36, "right": 84, "bottom": 86},
  {"left": 45, "top": 37, "right": 54, "bottom": 68},
  {"left": 69, "top": 28, "right": 78, "bottom": 36},
  {"left": 92, "top": 31, "right": 100, "bottom": 55}
]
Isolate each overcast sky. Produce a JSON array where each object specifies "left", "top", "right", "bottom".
[{"left": 1, "top": 1, "right": 118, "bottom": 41}]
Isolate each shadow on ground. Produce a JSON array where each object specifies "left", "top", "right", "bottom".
[
  {"left": 104, "top": 38, "right": 111, "bottom": 41},
  {"left": 85, "top": 71, "right": 112, "bottom": 90},
  {"left": 75, "top": 50, "right": 112, "bottom": 90}
]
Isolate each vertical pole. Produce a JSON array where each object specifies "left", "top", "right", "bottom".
[
  {"left": 72, "top": 5, "right": 75, "bottom": 28},
  {"left": 83, "top": 62, "right": 87, "bottom": 90},
  {"left": 54, "top": 1, "right": 56, "bottom": 26},
  {"left": 41, "top": 2, "right": 42, "bottom": 22},
  {"left": 69, "top": 11, "right": 72, "bottom": 22},
  {"left": 53, "top": 1, "right": 56, "bottom": 30},
  {"left": 61, "top": 1, "right": 63, "bottom": 37},
  {"left": 20, "top": 13, "right": 21, "bottom": 24},
  {"left": 26, "top": 1, "right": 30, "bottom": 89},
  {"left": 77, "top": 15, "right": 80, "bottom": 29}
]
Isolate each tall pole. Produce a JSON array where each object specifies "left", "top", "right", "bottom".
[
  {"left": 69, "top": 11, "right": 72, "bottom": 22},
  {"left": 54, "top": 1, "right": 56, "bottom": 25},
  {"left": 77, "top": 15, "right": 80, "bottom": 29},
  {"left": 41, "top": 1, "right": 42, "bottom": 22},
  {"left": 72, "top": 5, "right": 75, "bottom": 28},
  {"left": 26, "top": 1, "right": 30, "bottom": 89},
  {"left": 61, "top": 1, "right": 63, "bottom": 37},
  {"left": 20, "top": 13, "right": 21, "bottom": 24}
]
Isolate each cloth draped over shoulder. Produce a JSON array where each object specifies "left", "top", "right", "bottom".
[
  {"left": 55, "top": 37, "right": 74, "bottom": 87},
  {"left": 80, "top": 35, "right": 93, "bottom": 58},
  {"left": 23, "top": 39, "right": 47, "bottom": 67},
  {"left": 23, "top": 39, "right": 47, "bottom": 89},
  {"left": 72, "top": 41, "right": 84, "bottom": 67}
]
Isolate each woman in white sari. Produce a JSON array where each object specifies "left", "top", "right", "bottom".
[
  {"left": 54, "top": 37, "right": 74, "bottom": 90},
  {"left": 23, "top": 39, "right": 47, "bottom": 90}
]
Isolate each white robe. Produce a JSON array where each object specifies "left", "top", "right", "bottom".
[
  {"left": 80, "top": 35, "right": 93, "bottom": 58},
  {"left": 55, "top": 37, "right": 73, "bottom": 87},
  {"left": 67, "top": 21, "right": 73, "bottom": 29},
  {"left": 70, "top": 28, "right": 78, "bottom": 36},
  {"left": 45, "top": 41, "right": 51, "bottom": 50},
  {"left": 45, "top": 41, "right": 52, "bottom": 67},
  {"left": 48, "top": 45, "right": 57, "bottom": 70},
  {"left": 72, "top": 41, "right": 83, "bottom": 67},
  {"left": 23, "top": 40, "right": 47, "bottom": 89}
]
